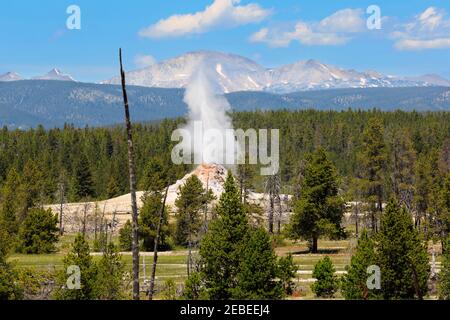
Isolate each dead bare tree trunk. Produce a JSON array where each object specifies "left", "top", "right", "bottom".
[
  {"left": 265, "top": 174, "right": 280, "bottom": 234},
  {"left": 82, "top": 202, "right": 88, "bottom": 237},
  {"left": 58, "top": 182, "right": 65, "bottom": 236},
  {"left": 119, "top": 48, "right": 140, "bottom": 300},
  {"left": 187, "top": 218, "right": 192, "bottom": 278},
  {"left": 276, "top": 194, "right": 282, "bottom": 234},
  {"left": 148, "top": 185, "right": 169, "bottom": 300},
  {"left": 203, "top": 175, "right": 210, "bottom": 233},
  {"left": 268, "top": 196, "right": 274, "bottom": 234}
]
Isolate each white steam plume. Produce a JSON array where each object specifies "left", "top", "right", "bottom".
[{"left": 181, "top": 63, "right": 237, "bottom": 165}]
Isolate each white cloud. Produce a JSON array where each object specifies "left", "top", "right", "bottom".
[
  {"left": 392, "top": 7, "right": 450, "bottom": 50},
  {"left": 134, "top": 54, "right": 157, "bottom": 68},
  {"left": 139, "top": 0, "right": 271, "bottom": 38},
  {"left": 250, "top": 8, "right": 365, "bottom": 47},
  {"left": 418, "top": 7, "right": 446, "bottom": 31},
  {"left": 395, "top": 38, "right": 450, "bottom": 50},
  {"left": 318, "top": 8, "right": 366, "bottom": 33}
]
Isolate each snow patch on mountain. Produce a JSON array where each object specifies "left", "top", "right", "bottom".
[
  {"left": 0, "top": 72, "right": 23, "bottom": 82},
  {"left": 103, "top": 51, "right": 450, "bottom": 94},
  {"left": 33, "top": 69, "right": 76, "bottom": 82},
  {"left": 103, "top": 51, "right": 268, "bottom": 93}
]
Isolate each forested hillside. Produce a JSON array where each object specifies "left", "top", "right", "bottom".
[
  {"left": 1, "top": 80, "right": 450, "bottom": 129},
  {"left": 1, "top": 109, "right": 449, "bottom": 203}
]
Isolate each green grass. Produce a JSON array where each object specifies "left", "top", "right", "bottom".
[{"left": 7, "top": 233, "right": 441, "bottom": 300}]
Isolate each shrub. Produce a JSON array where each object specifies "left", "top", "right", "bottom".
[
  {"left": 311, "top": 256, "right": 339, "bottom": 298},
  {"left": 18, "top": 208, "right": 59, "bottom": 254},
  {"left": 118, "top": 220, "right": 132, "bottom": 252}
]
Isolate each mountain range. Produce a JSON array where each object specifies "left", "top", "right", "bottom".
[
  {"left": 0, "top": 68, "right": 76, "bottom": 82},
  {"left": 1, "top": 80, "right": 449, "bottom": 129},
  {"left": 2, "top": 51, "right": 450, "bottom": 93},
  {"left": 103, "top": 51, "right": 450, "bottom": 93},
  {"left": 1, "top": 51, "right": 450, "bottom": 129}
]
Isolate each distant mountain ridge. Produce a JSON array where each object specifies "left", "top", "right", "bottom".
[
  {"left": 0, "top": 69, "right": 76, "bottom": 82},
  {"left": 2, "top": 51, "right": 450, "bottom": 93},
  {"left": 32, "top": 68, "right": 76, "bottom": 82},
  {"left": 0, "top": 72, "right": 23, "bottom": 82},
  {"left": 102, "top": 51, "right": 450, "bottom": 93},
  {"left": 1, "top": 80, "right": 449, "bottom": 129}
]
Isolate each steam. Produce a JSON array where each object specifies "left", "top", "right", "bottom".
[
  {"left": 181, "top": 62, "right": 237, "bottom": 165},
  {"left": 171, "top": 61, "right": 279, "bottom": 175}
]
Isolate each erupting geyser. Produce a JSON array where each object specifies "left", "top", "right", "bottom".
[{"left": 178, "top": 62, "right": 238, "bottom": 166}]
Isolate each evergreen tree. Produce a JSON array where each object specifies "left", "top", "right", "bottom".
[
  {"left": 174, "top": 175, "right": 208, "bottom": 246},
  {"left": 413, "top": 153, "right": 433, "bottom": 230},
  {"left": 423, "top": 150, "right": 443, "bottom": 240},
  {"left": 389, "top": 129, "right": 416, "bottom": 210},
  {"left": 237, "top": 163, "right": 255, "bottom": 204},
  {"left": 183, "top": 272, "right": 207, "bottom": 300},
  {"left": 277, "top": 253, "right": 298, "bottom": 296},
  {"left": 54, "top": 234, "right": 98, "bottom": 300},
  {"left": 18, "top": 208, "right": 59, "bottom": 254},
  {"left": 95, "top": 243, "right": 125, "bottom": 300},
  {"left": 0, "top": 228, "right": 22, "bottom": 300},
  {"left": 119, "top": 220, "right": 133, "bottom": 251},
  {"left": 358, "top": 117, "right": 387, "bottom": 231},
  {"left": 437, "top": 173, "right": 450, "bottom": 250},
  {"left": 139, "top": 192, "right": 170, "bottom": 251},
  {"left": 376, "top": 199, "right": 430, "bottom": 299},
  {"left": 198, "top": 173, "right": 293, "bottom": 300},
  {"left": 288, "top": 148, "right": 345, "bottom": 253},
  {"left": 140, "top": 157, "right": 170, "bottom": 192},
  {"left": 341, "top": 230, "right": 380, "bottom": 299},
  {"left": 199, "top": 172, "right": 250, "bottom": 299},
  {"left": 232, "top": 228, "right": 283, "bottom": 299},
  {"left": 20, "top": 160, "right": 45, "bottom": 219},
  {"left": 0, "top": 260, "right": 22, "bottom": 300},
  {"left": 439, "top": 235, "right": 450, "bottom": 300},
  {"left": 106, "top": 176, "right": 121, "bottom": 199},
  {"left": 0, "top": 168, "right": 20, "bottom": 238},
  {"left": 71, "top": 153, "right": 95, "bottom": 201},
  {"left": 311, "top": 256, "right": 339, "bottom": 298},
  {"left": 439, "top": 139, "right": 450, "bottom": 174}
]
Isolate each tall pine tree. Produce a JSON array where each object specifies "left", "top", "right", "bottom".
[
  {"left": 377, "top": 199, "right": 430, "bottom": 299},
  {"left": 54, "top": 234, "right": 98, "bottom": 300},
  {"left": 288, "top": 148, "right": 345, "bottom": 253},
  {"left": 199, "top": 172, "right": 250, "bottom": 299},
  {"left": 174, "top": 175, "right": 207, "bottom": 246},
  {"left": 358, "top": 117, "right": 387, "bottom": 232},
  {"left": 341, "top": 230, "right": 380, "bottom": 300},
  {"left": 232, "top": 228, "right": 283, "bottom": 299},
  {"left": 70, "top": 153, "right": 95, "bottom": 201},
  {"left": 439, "top": 235, "right": 450, "bottom": 300}
]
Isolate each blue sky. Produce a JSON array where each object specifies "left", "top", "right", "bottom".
[{"left": 1, "top": 0, "right": 450, "bottom": 82}]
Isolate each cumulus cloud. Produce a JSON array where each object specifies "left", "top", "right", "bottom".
[
  {"left": 317, "top": 8, "right": 366, "bottom": 33},
  {"left": 139, "top": 0, "right": 271, "bottom": 38},
  {"left": 250, "top": 8, "right": 365, "bottom": 47},
  {"left": 134, "top": 54, "right": 157, "bottom": 68},
  {"left": 392, "top": 7, "right": 450, "bottom": 50}
]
